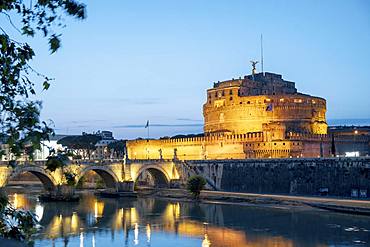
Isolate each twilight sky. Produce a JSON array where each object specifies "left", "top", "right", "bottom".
[{"left": 3, "top": 0, "right": 370, "bottom": 139}]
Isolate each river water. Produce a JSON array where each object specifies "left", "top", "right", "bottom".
[{"left": 5, "top": 188, "right": 370, "bottom": 247}]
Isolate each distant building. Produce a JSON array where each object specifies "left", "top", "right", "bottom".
[
  {"left": 91, "top": 131, "right": 116, "bottom": 159},
  {"left": 127, "top": 71, "right": 330, "bottom": 160},
  {"left": 0, "top": 135, "right": 13, "bottom": 161},
  {"left": 329, "top": 126, "right": 370, "bottom": 157},
  {"left": 33, "top": 135, "right": 67, "bottom": 160}
]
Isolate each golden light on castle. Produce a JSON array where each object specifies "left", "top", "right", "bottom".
[{"left": 127, "top": 71, "right": 330, "bottom": 160}]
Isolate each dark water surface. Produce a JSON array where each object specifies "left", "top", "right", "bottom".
[{"left": 6, "top": 189, "right": 370, "bottom": 247}]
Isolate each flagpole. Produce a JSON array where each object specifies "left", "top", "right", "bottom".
[{"left": 147, "top": 123, "right": 149, "bottom": 140}]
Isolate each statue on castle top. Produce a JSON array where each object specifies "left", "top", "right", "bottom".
[{"left": 250, "top": 60, "right": 259, "bottom": 75}]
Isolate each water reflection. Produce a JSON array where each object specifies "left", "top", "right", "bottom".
[{"left": 6, "top": 191, "right": 370, "bottom": 247}]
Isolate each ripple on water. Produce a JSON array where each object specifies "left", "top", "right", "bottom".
[
  {"left": 327, "top": 223, "right": 341, "bottom": 228},
  {"left": 353, "top": 240, "right": 367, "bottom": 245},
  {"left": 344, "top": 226, "right": 360, "bottom": 232}
]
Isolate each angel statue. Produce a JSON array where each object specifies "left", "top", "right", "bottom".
[{"left": 250, "top": 60, "right": 259, "bottom": 75}]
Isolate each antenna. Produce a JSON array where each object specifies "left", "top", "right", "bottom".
[{"left": 260, "top": 34, "right": 264, "bottom": 75}]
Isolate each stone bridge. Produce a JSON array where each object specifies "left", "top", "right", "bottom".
[
  {"left": 0, "top": 159, "right": 219, "bottom": 192},
  {"left": 2, "top": 157, "right": 367, "bottom": 198}
]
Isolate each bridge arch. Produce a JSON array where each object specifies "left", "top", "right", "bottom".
[
  {"left": 135, "top": 165, "right": 170, "bottom": 188},
  {"left": 7, "top": 166, "right": 56, "bottom": 191},
  {"left": 76, "top": 166, "right": 119, "bottom": 189}
]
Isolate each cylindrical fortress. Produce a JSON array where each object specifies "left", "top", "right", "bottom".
[
  {"left": 126, "top": 71, "right": 330, "bottom": 160},
  {"left": 203, "top": 73, "right": 327, "bottom": 135}
]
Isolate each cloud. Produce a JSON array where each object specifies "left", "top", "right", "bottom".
[
  {"left": 113, "top": 123, "right": 203, "bottom": 129},
  {"left": 176, "top": 118, "right": 202, "bottom": 122},
  {"left": 70, "top": 119, "right": 106, "bottom": 124},
  {"left": 98, "top": 98, "right": 162, "bottom": 105}
]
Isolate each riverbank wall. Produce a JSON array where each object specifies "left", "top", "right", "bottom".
[{"left": 185, "top": 157, "right": 370, "bottom": 198}]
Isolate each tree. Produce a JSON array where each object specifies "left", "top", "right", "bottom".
[
  {"left": 186, "top": 175, "right": 206, "bottom": 200},
  {"left": 0, "top": 0, "right": 86, "bottom": 242},
  {"left": 1, "top": 0, "right": 86, "bottom": 160},
  {"left": 0, "top": 190, "right": 38, "bottom": 243},
  {"left": 58, "top": 134, "right": 101, "bottom": 159},
  {"left": 107, "top": 140, "right": 126, "bottom": 158}
]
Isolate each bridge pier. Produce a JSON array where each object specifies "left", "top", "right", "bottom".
[
  {"left": 169, "top": 179, "right": 181, "bottom": 188},
  {"left": 116, "top": 181, "right": 134, "bottom": 192},
  {"left": 40, "top": 185, "right": 79, "bottom": 202}
]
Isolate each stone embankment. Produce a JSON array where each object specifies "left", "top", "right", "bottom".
[
  {"left": 186, "top": 157, "right": 370, "bottom": 198},
  {"left": 138, "top": 188, "right": 370, "bottom": 215}
]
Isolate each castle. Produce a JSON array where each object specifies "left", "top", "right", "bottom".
[{"left": 126, "top": 71, "right": 330, "bottom": 160}]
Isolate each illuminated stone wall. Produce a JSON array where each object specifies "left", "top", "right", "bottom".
[
  {"left": 126, "top": 134, "right": 264, "bottom": 160},
  {"left": 126, "top": 72, "right": 329, "bottom": 160},
  {"left": 204, "top": 85, "right": 327, "bottom": 135},
  {"left": 126, "top": 132, "right": 330, "bottom": 160}
]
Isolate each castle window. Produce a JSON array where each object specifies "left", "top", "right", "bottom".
[
  {"left": 230, "top": 97, "right": 233, "bottom": 100},
  {"left": 274, "top": 143, "right": 277, "bottom": 145},
  {"left": 283, "top": 143, "right": 285, "bottom": 145},
  {"left": 280, "top": 98, "right": 284, "bottom": 102},
  {"left": 294, "top": 99, "right": 303, "bottom": 103},
  {"left": 222, "top": 90, "right": 225, "bottom": 96},
  {"left": 240, "top": 102, "right": 242, "bottom": 104},
  {"left": 230, "top": 89, "right": 233, "bottom": 95},
  {"left": 247, "top": 101, "right": 250, "bottom": 104}
]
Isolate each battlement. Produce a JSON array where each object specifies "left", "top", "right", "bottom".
[
  {"left": 286, "top": 132, "right": 329, "bottom": 141},
  {"left": 127, "top": 71, "right": 329, "bottom": 160},
  {"left": 129, "top": 131, "right": 265, "bottom": 145}
]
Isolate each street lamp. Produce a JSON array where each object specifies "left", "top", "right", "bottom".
[{"left": 353, "top": 130, "right": 358, "bottom": 157}]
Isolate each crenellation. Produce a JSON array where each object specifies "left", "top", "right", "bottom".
[{"left": 127, "top": 72, "right": 330, "bottom": 160}]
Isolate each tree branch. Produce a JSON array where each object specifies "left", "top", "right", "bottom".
[{"left": 0, "top": 12, "right": 22, "bottom": 35}]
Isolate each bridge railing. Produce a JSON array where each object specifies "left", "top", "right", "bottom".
[{"left": 0, "top": 159, "right": 126, "bottom": 167}]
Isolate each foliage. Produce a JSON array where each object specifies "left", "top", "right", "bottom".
[
  {"left": 95, "top": 177, "right": 105, "bottom": 189},
  {"left": 186, "top": 175, "right": 206, "bottom": 199},
  {"left": 1, "top": 0, "right": 86, "bottom": 243},
  {"left": 76, "top": 175, "right": 84, "bottom": 188},
  {"left": 58, "top": 134, "right": 101, "bottom": 151},
  {"left": 0, "top": 190, "right": 38, "bottom": 243},
  {"left": 107, "top": 140, "right": 126, "bottom": 157},
  {"left": 0, "top": 0, "right": 86, "bottom": 159},
  {"left": 64, "top": 171, "right": 76, "bottom": 186},
  {"left": 73, "top": 154, "right": 82, "bottom": 160},
  {"left": 170, "top": 133, "right": 204, "bottom": 139},
  {"left": 45, "top": 152, "right": 69, "bottom": 172}
]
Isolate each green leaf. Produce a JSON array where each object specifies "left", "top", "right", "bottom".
[
  {"left": 49, "top": 35, "right": 61, "bottom": 53},
  {"left": 43, "top": 81, "right": 50, "bottom": 90}
]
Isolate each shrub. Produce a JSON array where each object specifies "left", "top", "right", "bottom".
[{"left": 186, "top": 175, "right": 206, "bottom": 199}]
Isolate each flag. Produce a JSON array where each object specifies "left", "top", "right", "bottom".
[
  {"left": 266, "top": 103, "right": 273, "bottom": 111},
  {"left": 145, "top": 120, "right": 149, "bottom": 128}
]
